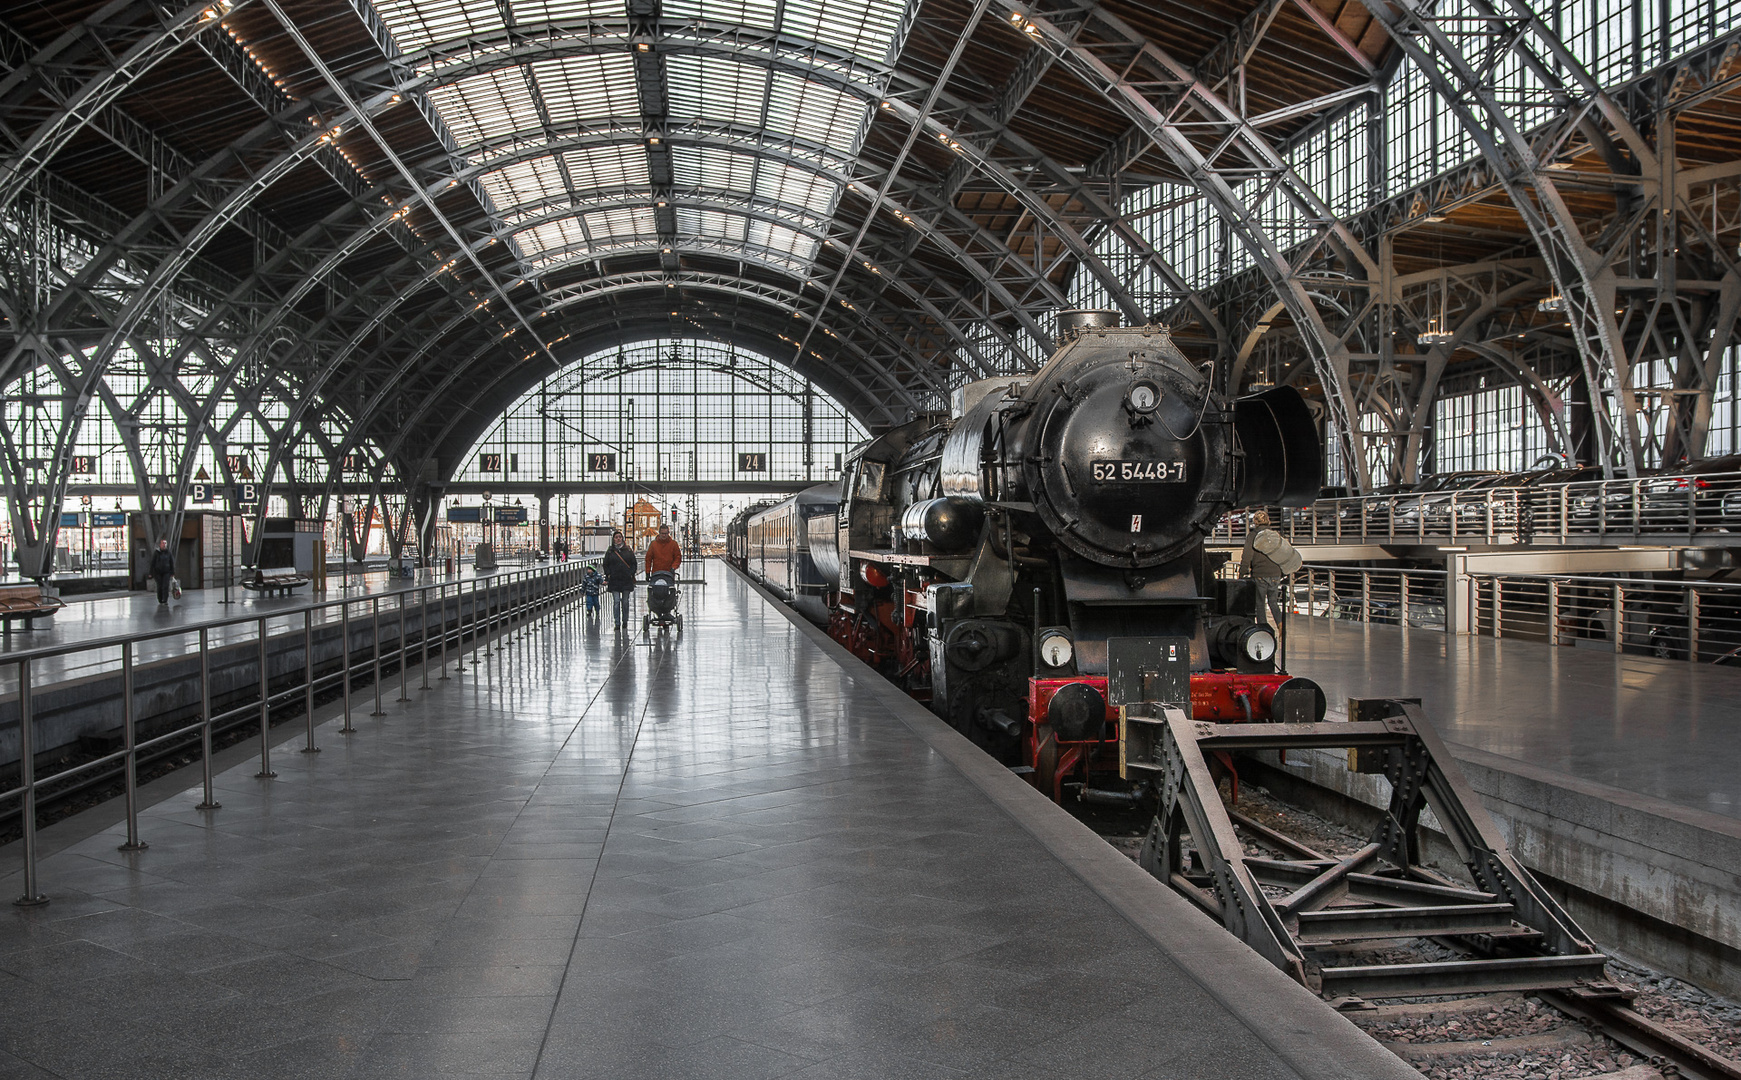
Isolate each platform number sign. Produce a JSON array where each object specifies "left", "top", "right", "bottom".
[
  {"left": 738, "top": 452, "right": 767, "bottom": 473},
  {"left": 587, "top": 452, "right": 617, "bottom": 473},
  {"left": 70, "top": 455, "right": 96, "bottom": 475},
  {"left": 234, "top": 483, "right": 260, "bottom": 508},
  {"left": 191, "top": 483, "right": 214, "bottom": 504},
  {"left": 480, "top": 453, "right": 503, "bottom": 473}
]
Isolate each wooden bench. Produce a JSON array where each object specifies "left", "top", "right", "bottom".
[
  {"left": 241, "top": 567, "right": 309, "bottom": 597},
  {"left": 0, "top": 584, "right": 63, "bottom": 635}
]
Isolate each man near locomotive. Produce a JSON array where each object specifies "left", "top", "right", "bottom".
[
  {"left": 602, "top": 530, "right": 636, "bottom": 631},
  {"left": 1243, "top": 509, "right": 1303, "bottom": 662},
  {"left": 149, "top": 538, "right": 178, "bottom": 606},
  {"left": 644, "top": 523, "right": 681, "bottom": 577}
]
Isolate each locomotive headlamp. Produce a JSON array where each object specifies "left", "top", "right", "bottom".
[
  {"left": 1124, "top": 378, "right": 1161, "bottom": 415},
  {"left": 1037, "top": 628, "right": 1074, "bottom": 668},
  {"left": 1241, "top": 625, "right": 1278, "bottom": 664}
]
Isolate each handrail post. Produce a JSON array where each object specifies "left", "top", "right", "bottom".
[
  {"left": 117, "top": 640, "right": 148, "bottom": 851},
  {"left": 196, "top": 627, "right": 220, "bottom": 809},
  {"left": 14, "top": 658, "right": 46, "bottom": 906},
  {"left": 471, "top": 579, "right": 482, "bottom": 666},
  {"left": 256, "top": 617, "right": 276, "bottom": 778},
  {"left": 1689, "top": 586, "right": 1701, "bottom": 662},
  {"left": 420, "top": 586, "right": 431, "bottom": 690},
  {"left": 1548, "top": 579, "right": 1560, "bottom": 646},
  {"left": 1400, "top": 572, "right": 1410, "bottom": 628},
  {"left": 1613, "top": 582, "right": 1625, "bottom": 654},
  {"left": 340, "top": 599, "right": 355, "bottom": 733},
  {"left": 301, "top": 609, "right": 319, "bottom": 754},
  {"left": 495, "top": 578, "right": 505, "bottom": 652},
  {"left": 117, "top": 641, "right": 146, "bottom": 853},
  {"left": 370, "top": 597, "right": 385, "bottom": 716},
  {"left": 397, "top": 594, "right": 410, "bottom": 702},
  {"left": 438, "top": 582, "right": 450, "bottom": 680}
]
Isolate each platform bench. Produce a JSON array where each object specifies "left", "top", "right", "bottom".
[
  {"left": 0, "top": 584, "right": 63, "bottom": 634},
  {"left": 242, "top": 568, "right": 309, "bottom": 597}
]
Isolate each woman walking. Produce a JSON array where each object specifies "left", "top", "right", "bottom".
[{"left": 602, "top": 530, "right": 637, "bottom": 631}]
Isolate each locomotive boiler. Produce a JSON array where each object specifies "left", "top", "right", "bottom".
[{"left": 739, "top": 311, "right": 1326, "bottom": 799}]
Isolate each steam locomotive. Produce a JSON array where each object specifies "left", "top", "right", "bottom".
[{"left": 732, "top": 311, "right": 1326, "bottom": 800}]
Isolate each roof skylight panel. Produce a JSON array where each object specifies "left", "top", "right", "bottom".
[
  {"left": 677, "top": 207, "right": 750, "bottom": 241},
  {"left": 671, "top": 146, "right": 757, "bottom": 195},
  {"left": 583, "top": 206, "right": 657, "bottom": 242},
  {"left": 532, "top": 55, "right": 641, "bottom": 128},
  {"left": 661, "top": 0, "right": 780, "bottom": 32},
  {"left": 763, "top": 73, "right": 868, "bottom": 158},
  {"left": 479, "top": 156, "right": 570, "bottom": 214},
  {"left": 426, "top": 68, "right": 543, "bottom": 151},
  {"left": 373, "top": 0, "right": 504, "bottom": 54},
  {"left": 746, "top": 220, "right": 820, "bottom": 261},
  {"left": 664, "top": 56, "right": 768, "bottom": 130},
  {"left": 562, "top": 145, "right": 651, "bottom": 192},
  {"left": 754, "top": 160, "right": 838, "bottom": 217},
  {"left": 508, "top": 0, "right": 626, "bottom": 24},
  {"left": 780, "top": 0, "right": 909, "bottom": 64},
  {"left": 514, "top": 217, "right": 591, "bottom": 257}
]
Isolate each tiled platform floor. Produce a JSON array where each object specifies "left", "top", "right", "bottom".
[
  {"left": 0, "top": 563, "right": 1399, "bottom": 1080},
  {"left": 1284, "top": 615, "right": 1741, "bottom": 819}
]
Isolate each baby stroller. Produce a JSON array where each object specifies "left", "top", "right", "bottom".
[
  {"left": 643, "top": 570, "right": 682, "bottom": 634},
  {"left": 580, "top": 565, "right": 603, "bottom": 618}
]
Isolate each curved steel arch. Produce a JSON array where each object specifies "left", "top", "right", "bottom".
[
  {"left": 0, "top": 0, "right": 242, "bottom": 209},
  {"left": 402, "top": 283, "right": 927, "bottom": 482},
  {"left": 305, "top": 264, "right": 936, "bottom": 498},
  {"left": 997, "top": 0, "right": 1379, "bottom": 488},
  {"left": 240, "top": 241, "right": 930, "bottom": 538},
  {"left": 1354, "top": 0, "right": 1656, "bottom": 477}
]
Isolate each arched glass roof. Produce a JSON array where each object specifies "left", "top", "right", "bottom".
[{"left": 371, "top": 0, "right": 913, "bottom": 278}]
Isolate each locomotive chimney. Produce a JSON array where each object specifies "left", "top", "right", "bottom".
[{"left": 1056, "top": 309, "right": 1120, "bottom": 339}]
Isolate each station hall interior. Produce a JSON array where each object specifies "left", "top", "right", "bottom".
[{"left": 6, "top": 0, "right": 1741, "bottom": 1077}]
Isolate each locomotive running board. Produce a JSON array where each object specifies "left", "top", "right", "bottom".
[{"left": 1125, "top": 698, "right": 1610, "bottom": 998}]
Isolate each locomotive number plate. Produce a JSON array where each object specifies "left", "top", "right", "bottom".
[{"left": 1090, "top": 460, "right": 1187, "bottom": 482}]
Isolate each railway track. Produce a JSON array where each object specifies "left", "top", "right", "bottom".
[{"left": 1077, "top": 781, "right": 1741, "bottom": 1080}]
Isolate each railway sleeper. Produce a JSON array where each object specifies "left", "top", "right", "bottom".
[{"left": 1127, "top": 696, "right": 1612, "bottom": 999}]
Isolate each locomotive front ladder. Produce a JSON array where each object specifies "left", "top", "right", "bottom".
[{"left": 1123, "top": 698, "right": 1611, "bottom": 1000}]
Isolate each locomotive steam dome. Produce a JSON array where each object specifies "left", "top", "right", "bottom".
[{"left": 1020, "top": 327, "right": 1231, "bottom": 567}]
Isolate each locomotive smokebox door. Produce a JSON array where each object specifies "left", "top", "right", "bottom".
[{"left": 1107, "top": 636, "right": 1192, "bottom": 709}]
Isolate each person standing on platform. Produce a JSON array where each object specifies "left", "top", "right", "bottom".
[
  {"left": 644, "top": 523, "right": 681, "bottom": 578},
  {"left": 603, "top": 530, "right": 636, "bottom": 631},
  {"left": 149, "top": 538, "right": 177, "bottom": 606}
]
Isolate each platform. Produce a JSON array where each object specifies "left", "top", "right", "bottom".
[
  {"left": 0, "top": 563, "right": 1410, "bottom": 1080},
  {"left": 0, "top": 564, "right": 550, "bottom": 696},
  {"left": 1283, "top": 616, "right": 1741, "bottom": 820},
  {"left": 1279, "top": 616, "right": 1741, "bottom": 998}
]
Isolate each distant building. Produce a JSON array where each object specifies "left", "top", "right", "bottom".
[{"left": 628, "top": 499, "right": 661, "bottom": 544}]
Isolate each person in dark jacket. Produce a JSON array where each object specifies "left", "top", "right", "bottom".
[
  {"left": 601, "top": 530, "right": 637, "bottom": 630},
  {"left": 148, "top": 538, "right": 177, "bottom": 606}
]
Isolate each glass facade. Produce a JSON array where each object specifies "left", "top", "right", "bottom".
[{"left": 452, "top": 338, "right": 865, "bottom": 488}]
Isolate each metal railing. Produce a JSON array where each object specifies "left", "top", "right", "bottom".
[
  {"left": 2, "top": 563, "right": 585, "bottom": 906},
  {"left": 1213, "top": 470, "right": 1741, "bottom": 547},
  {"left": 1289, "top": 565, "right": 1450, "bottom": 631},
  {"left": 1465, "top": 572, "right": 1741, "bottom": 661}
]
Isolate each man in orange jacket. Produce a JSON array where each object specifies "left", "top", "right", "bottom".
[{"left": 645, "top": 523, "right": 682, "bottom": 575}]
